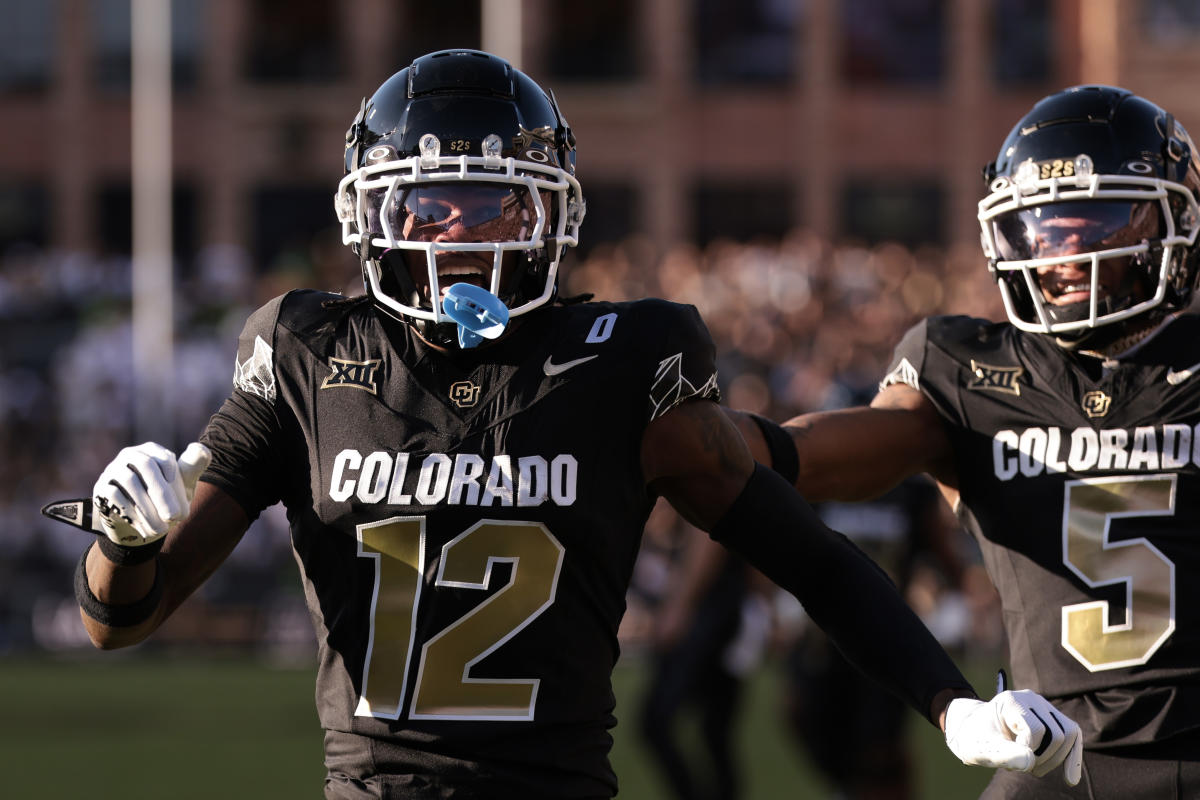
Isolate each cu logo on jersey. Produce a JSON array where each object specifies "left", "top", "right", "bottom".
[
  {"left": 1081, "top": 390, "right": 1112, "bottom": 418},
  {"left": 449, "top": 380, "right": 482, "bottom": 408}
]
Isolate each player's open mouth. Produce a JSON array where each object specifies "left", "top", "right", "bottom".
[
  {"left": 436, "top": 262, "right": 489, "bottom": 297},
  {"left": 1038, "top": 270, "right": 1109, "bottom": 306},
  {"left": 1051, "top": 283, "right": 1101, "bottom": 305}
]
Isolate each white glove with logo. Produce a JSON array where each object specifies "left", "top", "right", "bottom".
[
  {"left": 944, "top": 689, "right": 1083, "bottom": 786},
  {"left": 92, "top": 442, "right": 212, "bottom": 547}
]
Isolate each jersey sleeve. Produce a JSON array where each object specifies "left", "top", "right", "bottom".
[
  {"left": 880, "top": 319, "right": 931, "bottom": 395},
  {"left": 644, "top": 301, "right": 721, "bottom": 422},
  {"left": 879, "top": 316, "right": 973, "bottom": 428},
  {"left": 198, "top": 293, "right": 290, "bottom": 520}
]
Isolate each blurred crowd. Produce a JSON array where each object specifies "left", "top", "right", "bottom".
[{"left": 0, "top": 229, "right": 1007, "bottom": 666}]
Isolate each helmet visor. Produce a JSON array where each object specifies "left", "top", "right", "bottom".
[
  {"left": 369, "top": 182, "right": 541, "bottom": 245},
  {"left": 991, "top": 200, "right": 1159, "bottom": 262}
]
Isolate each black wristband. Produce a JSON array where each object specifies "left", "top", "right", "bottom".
[
  {"left": 97, "top": 534, "right": 164, "bottom": 566},
  {"left": 748, "top": 413, "right": 800, "bottom": 485},
  {"left": 74, "top": 543, "right": 163, "bottom": 628}
]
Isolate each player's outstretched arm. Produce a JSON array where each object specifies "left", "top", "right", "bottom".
[
  {"left": 643, "top": 398, "right": 1081, "bottom": 786},
  {"left": 643, "top": 398, "right": 971, "bottom": 719},
  {"left": 726, "top": 383, "right": 956, "bottom": 502},
  {"left": 76, "top": 442, "right": 250, "bottom": 649}
]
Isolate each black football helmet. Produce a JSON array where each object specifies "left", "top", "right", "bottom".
[
  {"left": 979, "top": 85, "right": 1200, "bottom": 342},
  {"left": 335, "top": 49, "right": 586, "bottom": 347}
]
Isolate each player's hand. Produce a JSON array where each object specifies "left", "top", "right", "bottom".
[
  {"left": 944, "top": 690, "right": 1082, "bottom": 786},
  {"left": 92, "top": 442, "right": 212, "bottom": 547}
]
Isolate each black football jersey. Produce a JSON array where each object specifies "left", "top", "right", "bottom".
[
  {"left": 884, "top": 311, "right": 1200, "bottom": 749},
  {"left": 199, "top": 291, "right": 720, "bottom": 798}
]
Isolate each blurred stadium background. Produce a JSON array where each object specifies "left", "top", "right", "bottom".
[{"left": 3, "top": 1, "right": 1200, "bottom": 797}]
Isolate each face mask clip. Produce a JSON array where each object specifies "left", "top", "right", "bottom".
[{"left": 441, "top": 282, "right": 510, "bottom": 348}]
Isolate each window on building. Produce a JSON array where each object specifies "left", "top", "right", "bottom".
[
  {"left": 251, "top": 185, "right": 342, "bottom": 277},
  {"left": 0, "top": 0, "right": 53, "bottom": 92},
  {"left": 573, "top": 182, "right": 637, "bottom": 256},
  {"left": 693, "top": 180, "right": 794, "bottom": 246},
  {"left": 839, "top": 0, "right": 945, "bottom": 87},
  {"left": 839, "top": 178, "right": 943, "bottom": 246},
  {"left": 694, "top": 0, "right": 799, "bottom": 86},
  {"left": 390, "top": 1, "right": 481, "bottom": 66},
  {"left": 1141, "top": 0, "right": 1200, "bottom": 42},
  {"left": 545, "top": 1, "right": 638, "bottom": 81},
  {"left": 92, "top": 0, "right": 202, "bottom": 91},
  {"left": 95, "top": 182, "right": 198, "bottom": 268},
  {"left": 0, "top": 183, "right": 48, "bottom": 249},
  {"left": 990, "top": 0, "right": 1050, "bottom": 84},
  {"left": 243, "top": 0, "right": 340, "bottom": 83}
]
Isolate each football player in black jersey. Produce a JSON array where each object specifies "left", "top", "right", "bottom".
[
  {"left": 58, "top": 50, "right": 1081, "bottom": 799},
  {"left": 735, "top": 85, "right": 1200, "bottom": 799}
]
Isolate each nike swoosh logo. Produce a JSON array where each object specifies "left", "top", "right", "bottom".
[
  {"left": 1166, "top": 361, "right": 1200, "bottom": 385},
  {"left": 543, "top": 354, "right": 598, "bottom": 376}
]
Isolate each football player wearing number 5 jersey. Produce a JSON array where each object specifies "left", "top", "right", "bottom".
[
  {"left": 735, "top": 85, "right": 1200, "bottom": 799},
  {"left": 58, "top": 50, "right": 1080, "bottom": 799}
]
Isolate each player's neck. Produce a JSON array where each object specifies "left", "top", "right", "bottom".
[{"left": 1075, "top": 314, "right": 1176, "bottom": 362}]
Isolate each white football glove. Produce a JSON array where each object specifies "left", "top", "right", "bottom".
[
  {"left": 92, "top": 442, "right": 212, "bottom": 547},
  {"left": 945, "top": 689, "right": 1083, "bottom": 786}
]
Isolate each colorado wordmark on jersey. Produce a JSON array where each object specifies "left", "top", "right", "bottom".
[
  {"left": 198, "top": 290, "right": 720, "bottom": 799},
  {"left": 886, "top": 311, "right": 1200, "bottom": 751},
  {"left": 991, "top": 423, "right": 1200, "bottom": 479},
  {"left": 328, "top": 449, "right": 578, "bottom": 507}
]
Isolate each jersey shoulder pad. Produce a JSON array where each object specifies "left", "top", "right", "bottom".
[
  {"left": 560, "top": 297, "right": 714, "bottom": 352},
  {"left": 884, "top": 315, "right": 999, "bottom": 381},
  {"left": 232, "top": 294, "right": 287, "bottom": 404},
  {"left": 622, "top": 297, "right": 713, "bottom": 344},
  {"left": 232, "top": 290, "right": 353, "bottom": 404},
  {"left": 559, "top": 298, "right": 719, "bottom": 419},
  {"left": 1141, "top": 307, "right": 1200, "bottom": 366},
  {"left": 276, "top": 289, "right": 359, "bottom": 336},
  {"left": 239, "top": 292, "right": 286, "bottom": 345},
  {"left": 624, "top": 299, "right": 720, "bottom": 419},
  {"left": 237, "top": 289, "right": 349, "bottom": 341},
  {"left": 882, "top": 314, "right": 1003, "bottom": 394},
  {"left": 922, "top": 314, "right": 999, "bottom": 345}
]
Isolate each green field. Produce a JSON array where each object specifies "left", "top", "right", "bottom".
[{"left": 0, "top": 653, "right": 993, "bottom": 799}]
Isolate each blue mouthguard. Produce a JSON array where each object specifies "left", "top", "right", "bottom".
[{"left": 441, "top": 283, "right": 510, "bottom": 349}]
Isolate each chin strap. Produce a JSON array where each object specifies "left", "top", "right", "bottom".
[{"left": 441, "top": 283, "right": 510, "bottom": 349}]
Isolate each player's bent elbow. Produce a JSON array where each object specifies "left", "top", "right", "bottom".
[{"left": 79, "top": 611, "right": 153, "bottom": 650}]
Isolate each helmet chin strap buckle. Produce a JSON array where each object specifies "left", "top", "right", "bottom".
[{"left": 441, "top": 283, "right": 510, "bottom": 349}]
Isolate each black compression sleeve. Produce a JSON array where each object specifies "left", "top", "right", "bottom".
[
  {"left": 711, "top": 463, "right": 974, "bottom": 724},
  {"left": 747, "top": 413, "right": 799, "bottom": 484}
]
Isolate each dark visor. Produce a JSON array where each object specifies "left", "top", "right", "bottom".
[
  {"left": 991, "top": 200, "right": 1159, "bottom": 261},
  {"left": 373, "top": 182, "right": 536, "bottom": 243}
]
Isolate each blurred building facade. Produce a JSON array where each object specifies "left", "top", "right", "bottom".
[
  {"left": 2, "top": 0, "right": 1200, "bottom": 277},
  {"left": 2, "top": 0, "right": 1198, "bottom": 659}
]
